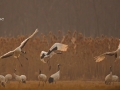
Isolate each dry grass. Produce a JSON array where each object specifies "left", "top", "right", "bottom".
[
  {"left": 0, "top": 31, "right": 120, "bottom": 81},
  {"left": 0, "top": 81, "right": 120, "bottom": 90}
]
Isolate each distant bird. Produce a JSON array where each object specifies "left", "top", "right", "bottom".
[
  {"left": 48, "top": 64, "right": 61, "bottom": 83},
  {"left": 5, "top": 74, "right": 12, "bottom": 83},
  {"left": 105, "top": 66, "right": 112, "bottom": 85},
  {"left": 0, "top": 29, "right": 38, "bottom": 66},
  {"left": 20, "top": 75, "right": 27, "bottom": 83},
  {"left": 38, "top": 69, "right": 47, "bottom": 86},
  {"left": 111, "top": 75, "right": 119, "bottom": 84},
  {"left": 13, "top": 69, "right": 27, "bottom": 83},
  {"left": 13, "top": 69, "right": 22, "bottom": 83},
  {"left": 95, "top": 40, "right": 120, "bottom": 62},
  {"left": 40, "top": 51, "right": 62, "bottom": 70},
  {"left": 0, "top": 75, "right": 5, "bottom": 87},
  {"left": 40, "top": 43, "right": 68, "bottom": 63},
  {"left": 40, "top": 51, "right": 62, "bottom": 63},
  {"left": 40, "top": 43, "right": 68, "bottom": 70}
]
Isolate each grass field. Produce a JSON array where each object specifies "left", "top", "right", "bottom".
[
  {"left": 0, "top": 81, "right": 120, "bottom": 90},
  {"left": 0, "top": 32, "right": 120, "bottom": 90}
]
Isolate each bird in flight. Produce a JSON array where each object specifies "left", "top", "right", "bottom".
[
  {"left": 94, "top": 39, "right": 120, "bottom": 62},
  {"left": 40, "top": 43, "right": 68, "bottom": 70},
  {"left": 0, "top": 29, "right": 38, "bottom": 66}
]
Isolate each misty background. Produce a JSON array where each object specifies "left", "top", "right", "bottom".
[
  {"left": 0, "top": 0, "right": 120, "bottom": 81},
  {"left": 0, "top": 0, "right": 120, "bottom": 37}
]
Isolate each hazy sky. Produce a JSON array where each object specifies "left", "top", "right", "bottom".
[{"left": 0, "top": 0, "right": 120, "bottom": 37}]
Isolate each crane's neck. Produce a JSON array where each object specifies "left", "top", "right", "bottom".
[
  {"left": 58, "top": 65, "right": 60, "bottom": 71},
  {"left": 39, "top": 70, "right": 41, "bottom": 74},
  {"left": 13, "top": 73, "right": 17, "bottom": 77},
  {"left": 110, "top": 67, "right": 112, "bottom": 74},
  {"left": 110, "top": 72, "right": 112, "bottom": 75}
]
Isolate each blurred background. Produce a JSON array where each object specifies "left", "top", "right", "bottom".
[
  {"left": 0, "top": 0, "right": 120, "bottom": 37},
  {"left": 0, "top": 0, "right": 120, "bottom": 81}
]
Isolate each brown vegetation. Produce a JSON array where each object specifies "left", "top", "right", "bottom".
[
  {"left": 0, "top": 31, "right": 120, "bottom": 81},
  {"left": 0, "top": 81, "right": 120, "bottom": 90}
]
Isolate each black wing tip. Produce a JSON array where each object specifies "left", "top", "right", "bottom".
[
  {"left": 48, "top": 77, "right": 54, "bottom": 83},
  {"left": 48, "top": 47, "right": 57, "bottom": 55},
  {"left": 41, "top": 53, "right": 45, "bottom": 59}
]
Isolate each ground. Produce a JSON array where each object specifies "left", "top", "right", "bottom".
[{"left": 0, "top": 81, "right": 120, "bottom": 90}]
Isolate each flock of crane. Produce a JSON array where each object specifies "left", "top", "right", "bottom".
[
  {"left": 0, "top": 28, "right": 119, "bottom": 87},
  {"left": 95, "top": 39, "right": 120, "bottom": 85},
  {"left": 0, "top": 29, "right": 68, "bottom": 87}
]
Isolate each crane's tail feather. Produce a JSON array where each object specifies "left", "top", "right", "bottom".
[{"left": 48, "top": 77, "right": 54, "bottom": 83}]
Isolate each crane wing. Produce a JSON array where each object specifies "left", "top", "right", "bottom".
[
  {"left": 94, "top": 54, "right": 106, "bottom": 62},
  {"left": 95, "top": 51, "right": 116, "bottom": 62},
  {"left": 19, "top": 29, "right": 38, "bottom": 49},
  {"left": 47, "top": 43, "right": 68, "bottom": 55},
  {"left": 49, "top": 51, "right": 56, "bottom": 58},
  {"left": 0, "top": 50, "right": 14, "bottom": 59},
  {"left": 40, "top": 51, "right": 48, "bottom": 63},
  {"left": 50, "top": 71, "right": 60, "bottom": 80}
]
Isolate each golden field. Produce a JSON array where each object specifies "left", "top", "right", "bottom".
[
  {"left": 0, "top": 31, "right": 120, "bottom": 81},
  {"left": 0, "top": 81, "right": 120, "bottom": 90}
]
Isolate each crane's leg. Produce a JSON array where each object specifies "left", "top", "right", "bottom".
[
  {"left": 17, "top": 58, "right": 23, "bottom": 67},
  {"left": 21, "top": 51, "right": 28, "bottom": 60},
  {"left": 43, "top": 81, "right": 44, "bottom": 86},
  {"left": 38, "top": 81, "right": 40, "bottom": 86},
  {"left": 47, "top": 58, "right": 51, "bottom": 70},
  {"left": 21, "top": 54, "right": 28, "bottom": 60},
  {"left": 12, "top": 59, "right": 18, "bottom": 69}
]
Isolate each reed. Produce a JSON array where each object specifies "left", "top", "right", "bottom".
[{"left": 0, "top": 31, "right": 119, "bottom": 81}]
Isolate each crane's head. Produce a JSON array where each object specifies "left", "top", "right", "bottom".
[
  {"left": 58, "top": 64, "right": 61, "bottom": 66},
  {"left": 57, "top": 64, "right": 61, "bottom": 71},
  {"left": 110, "top": 66, "right": 112, "bottom": 71}
]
